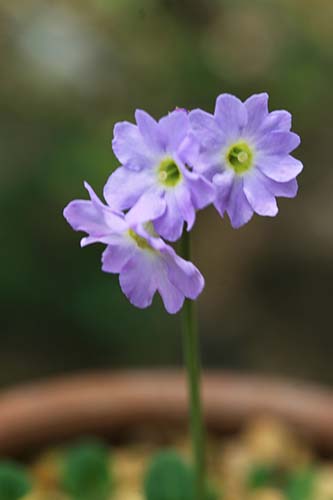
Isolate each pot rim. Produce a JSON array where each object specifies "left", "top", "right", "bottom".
[{"left": 1, "top": 370, "right": 333, "bottom": 455}]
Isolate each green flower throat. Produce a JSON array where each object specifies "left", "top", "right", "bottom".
[
  {"left": 128, "top": 223, "right": 157, "bottom": 252},
  {"left": 128, "top": 229, "right": 152, "bottom": 251},
  {"left": 158, "top": 157, "right": 182, "bottom": 187},
  {"left": 226, "top": 141, "right": 253, "bottom": 175}
]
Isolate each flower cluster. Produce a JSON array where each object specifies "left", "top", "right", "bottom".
[{"left": 64, "top": 93, "right": 302, "bottom": 313}]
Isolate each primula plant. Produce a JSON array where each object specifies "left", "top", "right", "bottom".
[{"left": 64, "top": 93, "right": 302, "bottom": 500}]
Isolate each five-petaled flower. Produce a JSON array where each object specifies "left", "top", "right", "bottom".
[
  {"left": 190, "top": 93, "right": 303, "bottom": 228},
  {"left": 63, "top": 182, "right": 204, "bottom": 314},
  {"left": 105, "top": 108, "right": 215, "bottom": 241}
]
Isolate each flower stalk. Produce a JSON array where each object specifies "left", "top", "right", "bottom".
[{"left": 181, "top": 230, "right": 205, "bottom": 500}]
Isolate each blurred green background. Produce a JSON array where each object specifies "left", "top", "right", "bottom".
[{"left": 0, "top": 0, "right": 332, "bottom": 387}]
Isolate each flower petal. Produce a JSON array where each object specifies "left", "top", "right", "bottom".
[
  {"left": 135, "top": 109, "right": 163, "bottom": 154},
  {"left": 185, "top": 170, "right": 216, "bottom": 210},
  {"left": 244, "top": 93, "right": 269, "bottom": 136},
  {"left": 174, "top": 183, "right": 196, "bottom": 231},
  {"left": 267, "top": 177, "right": 298, "bottom": 198},
  {"left": 83, "top": 182, "right": 127, "bottom": 232},
  {"left": 158, "top": 109, "right": 190, "bottom": 152},
  {"left": 253, "top": 169, "right": 298, "bottom": 199},
  {"left": 243, "top": 170, "right": 278, "bottom": 216},
  {"left": 177, "top": 132, "right": 200, "bottom": 167},
  {"left": 256, "top": 154, "right": 303, "bottom": 182},
  {"left": 257, "top": 131, "right": 300, "bottom": 155},
  {"left": 193, "top": 149, "right": 223, "bottom": 178},
  {"left": 214, "top": 94, "right": 248, "bottom": 138},
  {"left": 126, "top": 191, "right": 166, "bottom": 226},
  {"left": 119, "top": 252, "right": 159, "bottom": 309},
  {"left": 63, "top": 200, "right": 108, "bottom": 237},
  {"left": 112, "top": 121, "right": 155, "bottom": 171},
  {"left": 262, "top": 110, "right": 292, "bottom": 133},
  {"left": 154, "top": 190, "right": 184, "bottom": 241},
  {"left": 225, "top": 178, "right": 254, "bottom": 228},
  {"left": 102, "top": 237, "right": 136, "bottom": 273},
  {"left": 63, "top": 183, "right": 126, "bottom": 243},
  {"left": 212, "top": 169, "right": 235, "bottom": 216},
  {"left": 163, "top": 247, "right": 205, "bottom": 300},
  {"left": 103, "top": 166, "right": 155, "bottom": 211},
  {"left": 157, "top": 271, "right": 185, "bottom": 314},
  {"left": 189, "top": 109, "right": 224, "bottom": 150}
]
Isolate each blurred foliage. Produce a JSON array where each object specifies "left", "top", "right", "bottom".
[
  {"left": 144, "top": 450, "right": 217, "bottom": 500},
  {"left": 247, "top": 463, "right": 315, "bottom": 499},
  {"left": 248, "top": 464, "right": 283, "bottom": 490},
  {"left": 0, "top": 0, "right": 333, "bottom": 384},
  {"left": 144, "top": 451, "right": 195, "bottom": 500},
  {"left": 0, "top": 462, "right": 31, "bottom": 500},
  {"left": 285, "top": 468, "right": 315, "bottom": 500},
  {"left": 62, "top": 439, "right": 112, "bottom": 500},
  {"left": 0, "top": 418, "right": 325, "bottom": 499}
]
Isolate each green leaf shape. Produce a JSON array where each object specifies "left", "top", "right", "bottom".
[
  {"left": 285, "top": 468, "right": 316, "bottom": 500},
  {"left": 144, "top": 450, "right": 218, "bottom": 500},
  {"left": 61, "top": 439, "right": 112, "bottom": 500},
  {"left": 248, "top": 463, "right": 283, "bottom": 490},
  {"left": 0, "top": 461, "right": 32, "bottom": 500}
]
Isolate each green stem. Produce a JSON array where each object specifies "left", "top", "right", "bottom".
[{"left": 181, "top": 230, "right": 205, "bottom": 500}]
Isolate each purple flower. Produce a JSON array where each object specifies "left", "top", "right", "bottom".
[
  {"left": 105, "top": 109, "right": 215, "bottom": 241},
  {"left": 190, "top": 93, "right": 303, "bottom": 228},
  {"left": 63, "top": 182, "right": 204, "bottom": 314}
]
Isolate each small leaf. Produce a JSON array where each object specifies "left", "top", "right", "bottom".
[
  {"left": 61, "top": 438, "right": 112, "bottom": 500},
  {"left": 285, "top": 468, "right": 315, "bottom": 500},
  {"left": 248, "top": 464, "right": 280, "bottom": 489},
  {"left": 0, "top": 461, "right": 32, "bottom": 500},
  {"left": 144, "top": 451, "right": 193, "bottom": 500},
  {"left": 144, "top": 450, "right": 217, "bottom": 500}
]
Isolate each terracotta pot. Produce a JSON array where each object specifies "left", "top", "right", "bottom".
[{"left": 0, "top": 370, "right": 333, "bottom": 456}]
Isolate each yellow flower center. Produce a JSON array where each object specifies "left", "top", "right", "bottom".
[
  {"left": 158, "top": 157, "right": 182, "bottom": 187},
  {"left": 128, "top": 229, "right": 153, "bottom": 250},
  {"left": 226, "top": 141, "right": 254, "bottom": 175},
  {"left": 128, "top": 223, "right": 158, "bottom": 252}
]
